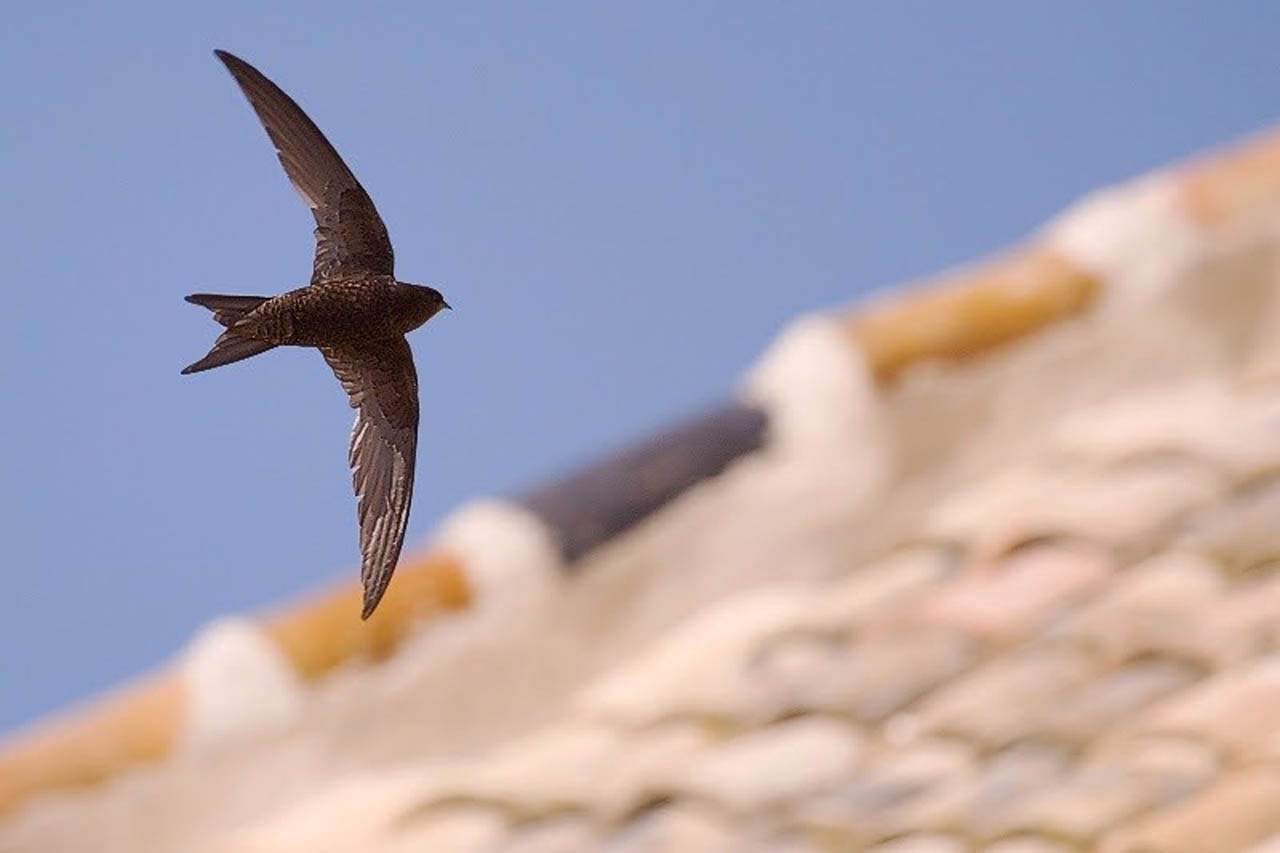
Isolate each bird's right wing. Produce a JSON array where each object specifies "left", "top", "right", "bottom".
[
  {"left": 214, "top": 50, "right": 395, "bottom": 283},
  {"left": 321, "top": 338, "right": 419, "bottom": 619}
]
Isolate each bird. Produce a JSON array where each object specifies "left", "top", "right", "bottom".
[{"left": 183, "top": 49, "right": 450, "bottom": 620}]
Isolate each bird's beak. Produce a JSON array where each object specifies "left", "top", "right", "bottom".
[{"left": 443, "top": 301, "right": 452, "bottom": 311}]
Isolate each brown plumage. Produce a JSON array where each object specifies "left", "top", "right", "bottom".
[{"left": 183, "top": 50, "right": 449, "bottom": 619}]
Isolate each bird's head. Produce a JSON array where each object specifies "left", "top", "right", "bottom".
[{"left": 396, "top": 282, "right": 451, "bottom": 332}]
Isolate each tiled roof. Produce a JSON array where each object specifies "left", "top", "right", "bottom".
[{"left": 5, "top": 128, "right": 1280, "bottom": 851}]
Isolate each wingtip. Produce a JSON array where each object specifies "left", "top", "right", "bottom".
[
  {"left": 360, "top": 586, "right": 387, "bottom": 621},
  {"left": 212, "top": 49, "right": 244, "bottom": 71}
]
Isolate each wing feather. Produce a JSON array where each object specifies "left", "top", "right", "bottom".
[
  {"left": 215, "top": 50, "right": 395, "bottom": 282},
  {"left": 321, "top": 338, "right": 419, "bottom": 618}
]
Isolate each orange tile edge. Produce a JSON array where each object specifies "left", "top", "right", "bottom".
[
  {"left": 0, "top": 673, "right": 182, "bottom": 816},
  {"left": 0, "top": 549, "right": 471, "bottom": 815},
  {"left": 1179, "top": 127, "right": 1280, "bottom": 228},
  {"left": 848, "top": 246, "right": 1102, "bottom": 383},
  {"left": 263, "top": 549, "right": 472, "bottom": 679}
]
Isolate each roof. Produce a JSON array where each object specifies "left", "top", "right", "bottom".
[{"left": 5, "top": 128, "right": 1280, "bottom": 852}]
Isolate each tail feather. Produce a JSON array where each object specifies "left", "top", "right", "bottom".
[
  {"left": 186, "top": 293, "right": 269, "bottom": 327},
  {"left": 182, "top": 292, "right": 276, "bottom": 375},
  {"left": 182, "top": 329, "right": 276, "bottom": 374}
]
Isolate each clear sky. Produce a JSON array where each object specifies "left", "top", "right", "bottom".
[{"left": 2, "top": 2, "right": 1278, "bottom": 732}]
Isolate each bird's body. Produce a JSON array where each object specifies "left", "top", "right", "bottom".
[
  {"left": 212, "top": 275, "right": 443, "bottom": 347},
  {"left": 183, "top": 50, "right": 449, "bottom": 619}
]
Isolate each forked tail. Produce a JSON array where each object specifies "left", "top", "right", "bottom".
[
  {"left": 185, "top": 293, "right": 269, "bottom": 327},
  {"left": 181, "top": 293, "right": 276, "bottom": 374}
]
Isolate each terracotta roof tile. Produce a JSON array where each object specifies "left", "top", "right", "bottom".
[
  {"left": 910, "top": 646, "right": 1098, "bottom": 748},
  {"left": 993, "top": 735, "right": 1213, "bottom": 843},
  {"left": 985, "top": 840, "right": 1077, "bottom": 853},
  {"left": 675, "top": 716, "right": 862, "bottom": 814},
  {"left": 762, "top": 626, "right": 975, "bottom": 724},
  {"left": 866, "top": 835, "right": 967, "bottom": 853},
  {"left": 496, "top": 816, "right": 600, "bottom": 853},
  {"left": 387, "top": 805, "right": 507, "bottom": 853},
  {"left": 1039, "top": 658, "right": 1199, "bottom": 746},
  {"left": 1099, "top": 765, "right": 1280, "bottom": 853},
  {"left": 911, "top": 541, "right": 1113, "bottom": 643},
  {"left": 1133, "top": 656, "right": 1280, "bottom": 759},
  {"left": 1053, "top": 551, "right": 1226, "bottom": 666},
  {"left": 598, "top": 803, "right": 734, "bottom": 853}
]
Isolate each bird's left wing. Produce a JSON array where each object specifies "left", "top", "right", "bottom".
[
  {"left": 214, "top": 50, "right": 395, "bottom": 283},
  {"left": 321, "top": 337, "right": 419, "bottom": 618}
]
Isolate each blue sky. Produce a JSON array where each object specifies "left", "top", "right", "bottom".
[{"left": 2, "top": 3, "right": 1278, "bottom": 732}]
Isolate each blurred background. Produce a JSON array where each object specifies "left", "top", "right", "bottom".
[{"left": 2, "top": 2, "right": 1279, "bottom": 735}]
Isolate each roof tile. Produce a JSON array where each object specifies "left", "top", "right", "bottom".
[
  {"left": 1088, "top": 734, "right": 1218, "bottom": 792},
  {"left": 796, "top": 739, "right": 976, "bottom": 845},
  {"left": 912, "top": 541, "right": 1113, "bottom": 644},
  {"left": 1180, "top": 482, "right": 1280, "bottom": 578},
  {"left": 576, "top": 586, "right": 832, "bottom": 728},
  {"left": 409, "top": 722, "right": 709, "bottom": 821},
  {"left": 965, "top": 741, "right": 1075, "bottom": 837},
  {"left": 759, "top": 626, "right": 975, "bottom": 723},
  {"left": 674, "top": 716, "right": 862, "bottom": 813},
  {"left": 989, "top": 748, "right": 1208, "bottom": 842},
  {"left": 386, "top": 805, "right": 507, "bottom": 853},
  {"left": 866, "top": 833, "right": 967, "bottom": 853},
  {"left": 1248, "top": 835, "right": 1280, "bottom": 853},
  {"left": 984, "top": 839, "right": 1077, "bottom": 853},
  {"left": 1132, "top": 656, "right": 1280, "bottom": 759},
  {"left": 1041, "top": 658, "right": 1200, "bottom": 745},
  {"left": 927, "top": 464, "right": 1222, "bottom": 562},
  {"left": 1049, "top": 381, "right": 1277, "bottom": 479},
  {"left": 1054, "top": 551, "right": 1225, "bottom": 667},
  {"left": 911, "top": 646, "right": 1098, "bottom": 748},
  {"left": 494, "top": 816, "right": 598, "bottom": 853},
  {"left": 1099, "top": 766, "right": 1280, "bottom": 853},
  {"left": 599, "top": 803, "right": 735, "bottom": 853},
  {"left": 1202, "top": 573, "right": 1280, "bottom": 663}
]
